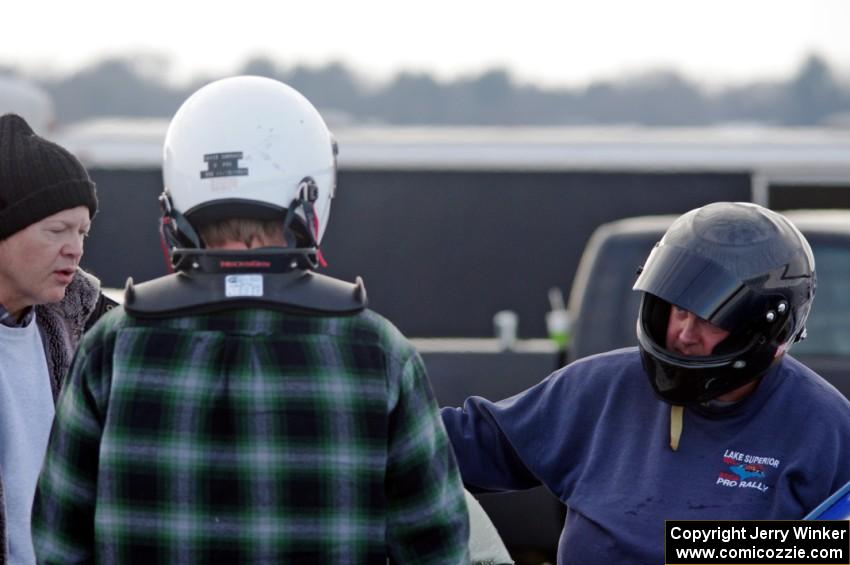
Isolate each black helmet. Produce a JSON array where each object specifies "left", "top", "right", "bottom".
[{"left": 633, "top": 202, "right": 816, "bottom": 405}]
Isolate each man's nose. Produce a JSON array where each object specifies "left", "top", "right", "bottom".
[
  {"left": 678, "top": 313, "right": 700, "bottom": 344},
  {"left": 62, "top": 234, "right": 84, "bottom": 259}
]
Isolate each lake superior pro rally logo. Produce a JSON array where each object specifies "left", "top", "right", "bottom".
[{"left": 717, "top": 449, "right": 779, "bottom": 493}]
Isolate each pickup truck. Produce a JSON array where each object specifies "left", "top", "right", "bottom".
[{"left": 567, "top": 209, "right": 850, "bottom": 398}]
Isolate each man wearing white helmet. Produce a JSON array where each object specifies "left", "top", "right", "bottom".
[{"left": 32, "top": 76, "right": 470, "bottom": 564}]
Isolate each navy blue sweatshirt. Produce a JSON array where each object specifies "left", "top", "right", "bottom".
[{"left": 441, "top": 347, "right": 850, "bottom": 564}]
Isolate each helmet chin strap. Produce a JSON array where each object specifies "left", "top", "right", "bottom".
[
  {"left": 158, "top": 217, "right": 175, "bottom": 274},
  {"left": 669, "top": 405, "right": 683, "bottom": 451},
  {"left": 159, "top": 192, "right": 205, "bottom": 272},
  {"left": 281, "top": 177, "right": 327, "bottom": 269}
]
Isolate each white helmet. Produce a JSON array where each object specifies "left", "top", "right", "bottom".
[{"left": 162, "top": 76, "right": 337, "bottom": 251}]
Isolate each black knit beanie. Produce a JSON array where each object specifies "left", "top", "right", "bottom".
[{"left": 0, "top": 113, "right": 97, "bottom": 240}]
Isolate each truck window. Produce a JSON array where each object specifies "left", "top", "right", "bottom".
[
  {"left": 792, "top": 241, "right": 850, "bottom": 358},
  {"left": 570, "top": 233, "right": 657, "bottom": 359}
]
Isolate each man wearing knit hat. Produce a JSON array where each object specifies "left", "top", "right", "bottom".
[{"left": 0, "top": 113, "right": 114, "bottom": 565}]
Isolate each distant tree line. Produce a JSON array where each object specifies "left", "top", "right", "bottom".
[{"left": 3, "top": 53, "right": 849, "bottom": 126}]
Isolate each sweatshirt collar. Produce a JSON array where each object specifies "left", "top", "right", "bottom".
[{"left": 0, "top": 304, "right": 34, "bottom": 328}]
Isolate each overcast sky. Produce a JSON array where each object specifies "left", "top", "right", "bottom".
[{"left": 5, "top": 0, "right": 850, "bottom": 88}]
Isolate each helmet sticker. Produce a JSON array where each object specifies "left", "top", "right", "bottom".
[
  {"left": 224, "top": 274, "right": 263, "bottom": 297},
  {"left": 201, "top": 152, "right": 249, "bottom": 179}
]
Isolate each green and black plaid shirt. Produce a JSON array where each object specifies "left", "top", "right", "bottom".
[{"left": 33, "top": 306, "right": 470, "bottom": 564}]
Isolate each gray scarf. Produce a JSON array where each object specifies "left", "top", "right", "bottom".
[{"left": 34, "top": 269, "right": 101, "bottom": 401}]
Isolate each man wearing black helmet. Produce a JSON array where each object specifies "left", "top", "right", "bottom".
[{"left": 442, "top": 202, "right": 850, "bottom": 564}]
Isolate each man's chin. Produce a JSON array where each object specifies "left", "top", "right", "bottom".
[{"left": 43, "top": 284, "right": 69, "bottom": 305}]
